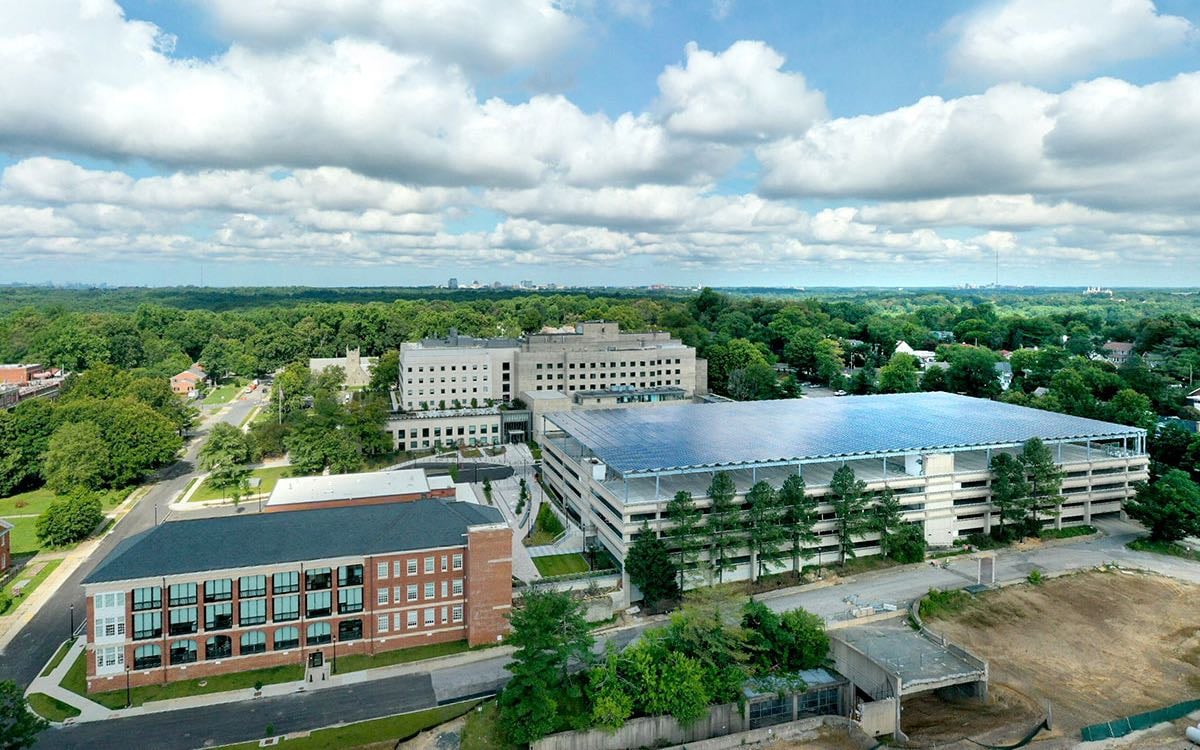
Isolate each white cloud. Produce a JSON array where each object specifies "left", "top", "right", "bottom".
[
  {"left": 207, "top": 0, "right": 581, "bottom": 72},
  {"left": 658, "top": 41, "right": 827, "bottom": 141},
  {"left": 947, "top": 0, "right": 1195, "bottom": 83}
]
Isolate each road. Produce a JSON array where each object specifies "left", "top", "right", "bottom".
[{"left": 0, "top": 389, "right": 266, "bottom": 689}]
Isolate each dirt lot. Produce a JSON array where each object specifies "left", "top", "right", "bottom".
[
  {"left": 761, "top": 726, "right": 864, "bottom": 749},
  {"left": 927, "top": 570, "right": 1200, "bottom": 747}
]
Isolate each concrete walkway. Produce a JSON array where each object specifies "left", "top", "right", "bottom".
[
  {"left": 526, "top": 524, "right": 585, "bottom": 557},
  {"left": 26, "top": 637, "right": 517, "bottom": 724}
]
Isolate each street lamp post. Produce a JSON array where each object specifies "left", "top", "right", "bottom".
[
  {"left": 331, "top": 635, "right": 337, "bottom": 675},
  {"left": 69, "top": 603, "right": 74, "bottom": 638},
  {"left": 125, "top": 667, "right": 131, "bottom": 708}
]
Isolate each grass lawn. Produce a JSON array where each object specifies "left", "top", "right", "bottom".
[
  {"left": 3, "top": 516, "right": 42, "bottom": 556},
  {"left": 461, "top": 701, "right": 519, "bottom": 750},
  {"left": 26, "top": 693, "right": 81, "bottom": 722},
  {"left": 0, "top": 487, "right": 60, "bottom": 517},
  {"left": 61, "top": 648, "right": 303, "bottom": 709},
  {"left": 190, "top": 465, "right": 294, "bottom": 503},
  {"left": 1, "top": 487, "right": 127, "bottom": 555},
  {"left": 0, "top": 558, "right": 62, "bottom": 614},
  {"left": 1040, "top": 525, "right": 1097, "bottom": 540},
  {"left": 40, "top": 638, "right": 75, "bottom": 677},
  {"left": 1128, "top": 537, "right": 1200, "bottom": 562},
  {"left": 218, "top": 700, "right": 482, "bottom": 750},
  {"left": 203, "top": 382, "right": 245, "bottom": 405},
  {"left": 533, "top": 553, "right": 590, "bottom": 577},
  {"left": 335, "top": 639, "right": 474, "bottom": 674}
]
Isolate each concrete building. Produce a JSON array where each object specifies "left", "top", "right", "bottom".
[
  {"left": 170, "top": 365, "right": 208, "bottom": 397},
  {"left": 310, "top": 348, "right": 376, "bottom": 388},
  {"left": 397, "top": 321, "right": 705, "bottom": 412},
  {"left": 81, "top": 500, "right": 511, "bottom": 693},
  {"left": 385, "top": 406, "right": 507, "bottom": 451},
  {"left": 264, "top": 469, "right": 454, "bottom": 512},
  {"left": 539, "top": 392, "right": 1148, "bottom": 595}
]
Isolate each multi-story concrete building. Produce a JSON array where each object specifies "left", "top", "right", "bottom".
[
  {"left": 397, "top": 322, "right": 705, "bottom": 412},
  {"left": 539, "top": 392, "right": 1148, "bottom": 597},
  {"left": 81, "top": 500, "right": 511, "bottom": 693}
]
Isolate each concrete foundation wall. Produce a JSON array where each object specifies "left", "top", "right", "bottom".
[
  {"left": 662, "top": 715, "right": 874, "bottom": 750},
  {"left": 531, "top": 702, "right": 744, "bottom": 750}
]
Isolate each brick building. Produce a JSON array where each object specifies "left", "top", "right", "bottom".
[
  {"left": 81, "top": 500, "right": 511, "bottom": 693},
  {"left": 0, "top": 520, "right": 12, "bottom": 575},
  {"left": 0, "top": 364, "right": 41, "bottom": 385},
  {"left": 170, "top": 364, "right": 208, "bottom": 397}
]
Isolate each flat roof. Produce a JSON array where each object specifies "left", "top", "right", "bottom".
[
  {"left": 83, "top": 499, "right": 504, "bottom": 584},
  {"left": 267, "top": 468, "right": 438, "bottom": 507},
  {"left": 545, "top": 392, "right": 1144, "bottom": 476}
]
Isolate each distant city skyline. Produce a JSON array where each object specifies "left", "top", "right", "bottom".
[{"left": 1, "top": 1, "right": 1199, "bottom": 286}]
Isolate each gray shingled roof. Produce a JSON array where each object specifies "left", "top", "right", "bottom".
[{"left": 84, "top": 499, "right": 504, "bottom": 585}]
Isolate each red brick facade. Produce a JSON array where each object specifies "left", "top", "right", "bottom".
[
  {"left": 0, "top": 364, "right": 39, "bottom": 385},
  {"left": 0, "top": 524, "right": 10, "bottom": 575},
  {"left": 84, "top": 526, "right": 513, "bottom": 693}
]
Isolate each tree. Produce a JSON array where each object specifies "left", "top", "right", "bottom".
[
  {"left": 706, "top": 472, "right": 740, "bottom": 583},
  {"left": 482, "top": 477, "right": 493, "bottom": 504},
  {"left": 920, "top": 364, "right": 949, "bottom": 392},
  {"left": 1020, "top": 437, "right": 1063, "bottom": 533},
  {"left": 499, "top": 589, "right": 594, "bottom": 745},
  {"left": 745, "top": 481, "right": 786, "bottom": 580},
  {"left": 625, "top": 525, "right": 679, "bottom": 609},
  {"left": 868, "top": 489, "right": 903, "bottom": 559},
  {"left": 829, "top": 466, "right": 868, "bottom": 565},
  {"left": 369, "top": 349, "right": 400, "bottom": 392},
  {"left": 1104, "top": 388, "right": 1154, "bottom": 429},
  {"left": 665, "top": 490, "right": 704, "bottom": 588},
  {"left": 813, "top": 339, "right": 845, "bottom": 386},
  {"left": 0, "top": 400, "right": 55, "bottom": 496},
  {"left": 42, "top": 421, "right": 109, "bottom": 493},
  {"left": 35, "top": 489, "right": 104, "bottom": 548},
  {"left": 888, "top": 524, "right": 927, "bottom": 563},
  {"left": 944, "top": 346, "right": 1001, "bottom": 397},
  {"left": 779, "top": 474, "right": 816, "bottom": 574},
  {"left": 0, "top": 679, "right": 47, "bottom": 749},
  {"left": 988, "top": 452, "right": 1030, "bottom": 538},
  {"left": 877, "top": 353, "right": 920, "bottom": 393},
  {"left": 726, "top": 362, "right": 778, "bottom": 401},
  {"left": 199, "top": 423, "right": 251, "bottom": 492},
  {"left": 849, "top": 367, "right": 876, "bottom": 395},
  {"left": 588, "top": 648, "right": 633, "bottom": 730},
  {"left": 707, "top": 339, "right": 769, "bottom": 395},
  {"left": 623, "top": 642, "right": 709, "bottom": 725},
  {"left": 1126, "top": 470, "right": 1200, "bottom": 542},
  {"left": 741, "top": 601, "right": 829, "bottom": 673}
]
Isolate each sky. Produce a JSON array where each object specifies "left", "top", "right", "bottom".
[{"left": 1, "top": 0, "right": 1199, "bottom": 288}]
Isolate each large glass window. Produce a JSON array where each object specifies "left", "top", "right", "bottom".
[
  {"left": 239, "top": 598, "right": 267, "bottom": 626},
  {"left": 170, "top": 639, "right": 197, "bottom": 665},
  {"left": 168, "top": 583, "right": 197, "bottom": 607},
  {"left": 133, "top": 611, "right": 162, "bottom": 640},
  {"left": 239, "top": 575, "right": 266, "bottom": 598},
  {"left": 423, "top": 557, "right": 434, "bottom": 573},
  {"left": 305, "top": 591, "right": 332, "bottom": 618},
  {"left": 424, "top": 583, "right": 435, "bottom": 600},
  {"left": 337, "top": 587, "right": 363, "bottom": 614},
  {"left": 337, "top": 564, "right": 363, "bottom": 587},
  {"left": 205, "top": 635, "right": 232, "bottom": 660},
  {"left": 132, "top": 586, "right": 161, "bottom": 612},
  {"left": 273, "top": 595, "right": 299, "bottom": 622},
  {"left": 169, "top": 607, "right": 197, "bottom": 636},
  {"left": 305, "top": 568, "right": 331, "bottom": 591},
  {"left": 240, "top": 631, "right": 267, "bottom": 655},
  {"left": 338, "top": 619, "right": 363, "bottom": 642},
  {"left": 204, "top": 603, "right": 233, "bottom": 631},
  {"left": 134, "top": 644, "right": 162, "bottom": 670},
  {"left": 452, "top": 554, "right": 463, "bottom": 571},
  {"left": 274, "top": 626, "right": 299, "bottom": 650},
  {"left": 204, "top": 578, "right": 232, "bottom": 603},
  {"left": 273, "top": 571, "right": 299, "bottom": 594},
  {"left": 406, "top": 559, "right": 417, "bottom": 575},
  {"left": 306, "top": 622, "right": 331, "bottom": 645},
  {"left": 406, "top": 584, "right": 418, "bottom": 602}
]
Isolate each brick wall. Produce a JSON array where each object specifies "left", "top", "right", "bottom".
[
  {"left": 0, "top": 528, "right": 9, "bottom": 574},
  {"left": 465, "top": 526, "right": 513, "bottom": 646}
]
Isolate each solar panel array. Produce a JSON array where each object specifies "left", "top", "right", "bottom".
[{"left": 545, "top": 392, "right": 1143, "bottom": 476}]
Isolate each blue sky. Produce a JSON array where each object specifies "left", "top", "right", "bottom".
[{"left": 1, "top": 0, "right": 1198, "bottom": 287}]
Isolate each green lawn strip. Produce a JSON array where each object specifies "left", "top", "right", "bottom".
[
  {"left": 203, "top": 382, "right": 245, "bottom": 405},
  {"left": 4, "top": 516, "right": 43, "bottom": 556},
  {"left": 2, "top": 488, "right": 126, "bottom": 555},
  {"left": 26, "top": 692, "right": 81, "bottom": 722},
  {"left": 40, "top": 638, "right": 76, "bottom": 677},
  {"left": 335, "top": 639, "right": 475, "bottom": 674},
  {"left": 0, "top": 558, "right": 63, "bottom": 614},
  {"left": 218, "top": 699, "right": 483, "bottom": 750},
  {"left": 190, "top": 465, "right": 293, "bottom": 503},
  {"left": 1128, "top": 537, "right": 1200, "bottom": 562},
  {"left": 60, "top": 647, "right": 303, "bottom": 709},
  {"left": 532, "top": 553, "right": 590, "bottom": 577},
  {"left": 1040, "top": 525, "right": 1096, "bottom": 540},
  {"left": 0, "top": 487, "right": 59, "bottom": 517},
  {"left": 461, "top": 701, "right": 519, "bottom": 750}
]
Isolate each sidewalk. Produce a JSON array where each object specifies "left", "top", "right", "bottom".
[
  {"left": 0, "top": 486, "right": 147, "bottom": 653},
  {"left": 26, "top": 638, "right": 517, "bottom": 724}
]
